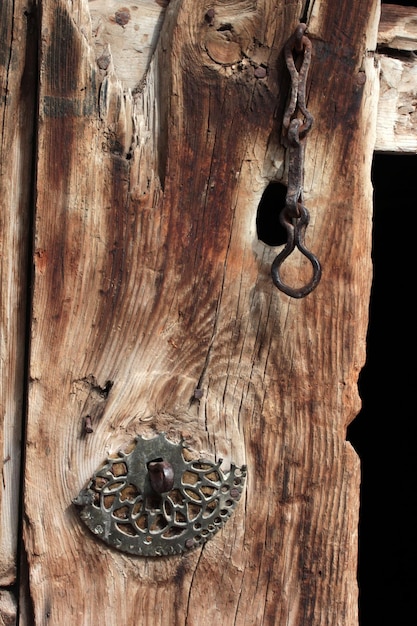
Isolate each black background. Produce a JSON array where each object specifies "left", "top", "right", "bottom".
[
  {"left": 347, "top": 3, "right": 417, "bottom": 621},
  {"left": 347, "top": 153, "right": 416, "bottom": 626}
]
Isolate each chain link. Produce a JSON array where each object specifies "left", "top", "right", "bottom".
[{"left": 271, "top": 24, "right": 321, "bottom": 299}]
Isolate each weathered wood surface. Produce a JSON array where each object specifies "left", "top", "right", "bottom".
[
  {"left": 378, "top": 2, "right": 417, "bottom": 51},
  {"left": 23, "top": 0, "right": 379, "bottom": 623},
  {"left": 376, "top": 4, "right": 417, "bottom": 153},
  {"left": 89, "top": 0, "right": 168, "bottom": 92},
  {"left": 376, "top": 55, "right": 417, "bottom": 152},
  {"left": 0, "top": 0, "right": 36, "bottom": 588},
  {"left": 0, "top": 590, "right": 17, "bottom": 626},
  {"left": 4, "top": 7, "right": 416, "bottom": 610},
  {"left": 87, "top": 1, "right": 417, "bottom": 154}
]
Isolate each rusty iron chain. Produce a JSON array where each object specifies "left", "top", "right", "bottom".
[{"left": 271, "top": 23, "right": 322, "bottom": 299}]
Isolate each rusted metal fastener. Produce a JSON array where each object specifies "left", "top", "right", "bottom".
[
  {"left": 271, "top": 204, "right": 322, "bottom": 298},
  {"left": 84, "top": 415, "right": 93, "bottom": 434},
  {"left": 193, "top": 387, "right": 204, "bottom": 400},
  {"left": 271, "top": 23, "right": 321, "bottom": 299},
  {"left": 147, "top": 459, "right": 175, "bottom": 493},
  {"left": 283, "top": 24, "right": 314, "bottom": 136},
  {"left": 73, "top": 433, "right": 247, "bottom": 556}
]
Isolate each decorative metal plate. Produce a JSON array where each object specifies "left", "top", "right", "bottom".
[{"left": 73, "top": 433, "right": 246, "bottom": 556}]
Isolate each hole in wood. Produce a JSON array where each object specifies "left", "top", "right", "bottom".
[
  {"left": 256, "top": 182, "right": 288, "bottom": 246},
  {"left": 217, "top": 23, "right": 233, "bottom": 32}
]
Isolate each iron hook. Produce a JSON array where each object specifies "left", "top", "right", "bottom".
[{"left": 271, "top": 205, "right": 322, "bottom": 298}]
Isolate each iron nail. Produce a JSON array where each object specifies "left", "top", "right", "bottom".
[
  {"left": 205, "top": 8, "right": 215, "bottom": 24},
  {"left": 193, "top": 388, "right": 204, "bottom": 400},
  {"left": 84, "top": 416, "right": 93, "bottom": 434}
]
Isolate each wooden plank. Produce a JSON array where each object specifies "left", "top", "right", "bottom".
[
  {"left": 88, "top": 0, "right": 168, "bottom": 92},
  {"left": 24, "top": 0, "right": 379, "bottom": 624},
  {"left": 376, "top": 55, "right": 417, "bottom": 153},
  {"left": 0, "top": 0, "right": 36, "bottom": 586},
  {"left": 378, "top": 3, "right": 417, "bottom": 51},
  {"left": 375, "top": 4, "right": 417, "bottom": 153},
  {"left": 0, "top": 590, "right": 17, "bottom": 626}
]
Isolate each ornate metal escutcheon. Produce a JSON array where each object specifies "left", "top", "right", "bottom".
[{"left": 73, "top": 433, "right": 247, "bottom": 556}]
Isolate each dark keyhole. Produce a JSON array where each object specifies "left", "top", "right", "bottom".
[{"left": 256, "top": 182, "right": 287, "bottom": 246}]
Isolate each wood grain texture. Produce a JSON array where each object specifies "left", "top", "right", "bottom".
[
  {"left": 378, "top": 2, "right": 417, "bottom": 51},
  {"left": 376, "top": 5, "right": 417, "bottom": 153},
  {"left": 23, "top": 0, "right": 379, "bottom": 624},
  {"left": 376, "top": 55, "right": 417, "bottom": 153},
  {"left": 0, "top": 590, "right": 17, "bottom": 626},
  {"left": 86, "top": 1, "right": 417, "bottom": 154},
  {"left": 0, "top": 0, "right": 36, "bottom": 586},
  {"left": 89, "top": 0, "right": 168, "bottom": 92}
]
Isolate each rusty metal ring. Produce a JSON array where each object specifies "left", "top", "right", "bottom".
[{"left": 271, "top": 205, "right": 322, "bottom": 299}]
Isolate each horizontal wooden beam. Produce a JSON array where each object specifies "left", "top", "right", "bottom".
[
  {"left": 378, "top": 2, "right": 417, "bottom": 51},
  {"left": 376, "top": 4, "right": 417, "bottom": 153}
]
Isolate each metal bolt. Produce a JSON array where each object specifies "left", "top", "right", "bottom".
[
  {"left": 193, "top": 388, "right": 204, "bottom": 400},
  {"left": 147, "top": 459, "right": 174, "bottom": 493},
  {"left": 84, "top": 416, "right": 93, "bottom": 434},
  {"left": 205, "top": 8, "right": 215, "bottom": 24},
  {"left": 254, "top": 65, "right": 267, "bottom": 78},
  {"left": 356, "top": 71, "right": 366, "bottom": 86}
]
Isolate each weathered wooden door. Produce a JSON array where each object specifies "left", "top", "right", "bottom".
[{"left": 1, "top": 1, "right": 414, "bottom": 624}]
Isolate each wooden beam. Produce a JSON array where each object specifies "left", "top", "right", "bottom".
[
  {"left": 378, "top": 3, "right": 417, "bottom": 51},
  {"left": 0, "top": 590, "right": 17, "bottom": 626},
  {"left": 0, "top": 0, "right": 36, "bottom": 586},
  {"left": 376, "top": 4, "right": 417, "bottom": 153},
  {"left": 23, "top": 0, "right": 379, "bottom": 623}
]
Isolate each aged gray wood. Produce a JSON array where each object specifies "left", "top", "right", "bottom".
[
  {"left": 0, "top": 590, "right": 17, "bottom": 626},
  {"left": 376, "top": 4, "right": 417, "bottom": 153},
  {"left": 0, "top": 0, "right": 36, "bottom": 587},
  {"left": 378, "top": 2, "right": 417, "bottom": 51},
  {"left": 376, "top": 55, "right": 417, "bottom": 153}
]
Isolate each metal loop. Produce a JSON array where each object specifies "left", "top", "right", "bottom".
[
  {"left": 283, "top": 24, "right": 314, "bottom": 137},
  {"left": 271, "top": 205, "right": 322, "bottom": 299},
  {"left": 285, "top": 119, "right": 304, "bottom": 218},
  {"left": 271, "top": 24, "right": 321, "bottom": 299}
]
